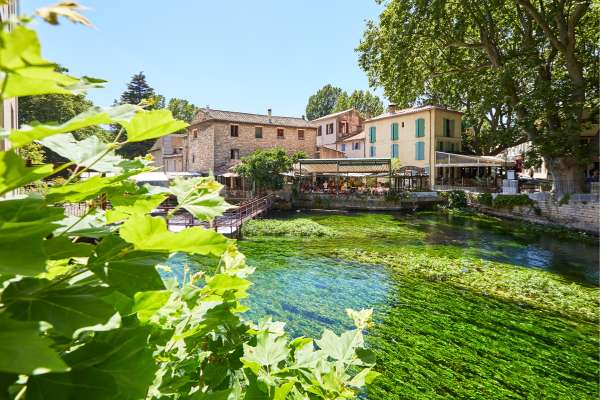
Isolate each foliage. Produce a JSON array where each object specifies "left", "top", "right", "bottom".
[
  {"left": 492, "top": 194, "right": 535, "bottom": 209},
  {"left": 235, "top": 148, "right": 305, "bottom": 191},
  {"left": 167, "top": 97, "right": 197, "bottom": 133},
  {"left": 18, "top": 90, "right": 111, "bottom": 164},
  {"left": 0, "top": 14, "right": 376, "bottom": 400},
  {"left": 242, "top": 218, "right": 337, "bottom": 237},
  {"left": 332, "top": 89, "right": 384, "bottom": 119},
  {"left": 439, "top": 190, "right": 468, "bottom": 209},
  {"left": 358, "top": 0, "right": 599, "bottom": 193},
  {"left": 305, "top": 84, "right": 343, "bottom": 120},
  {"left": 477, "top": 192, "right": 494, "bottom": 207}
]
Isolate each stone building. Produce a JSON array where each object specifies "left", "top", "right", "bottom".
[{"left": 187, "top": 108, "right": 317, "bottom": 175}]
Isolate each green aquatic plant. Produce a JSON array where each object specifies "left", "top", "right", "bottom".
[
  {"left": 0, "top": 10, "right": 377, "bottom": 399},
  {"left": 242, "top": 218, "right": 337, "bottom": 237},
  {"left": 439, "top": 190, "right": 468, "bottom": 209},
  {"left": 491, "top": 194, "right": 535, "bottom": 209}
]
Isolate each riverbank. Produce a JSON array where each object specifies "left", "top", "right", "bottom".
[{"left": 235, "top": 211, "right": 599, "bottom": 399}]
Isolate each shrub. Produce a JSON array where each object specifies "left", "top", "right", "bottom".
[
  {"left": 477, "top": 192, "right": 494, "bottom": 207},
  {"left": 493, "top": 194, "right": 535, "bottom": 209},
  {"left": 440, "top": 190, "right": 468, "bottom": 209}
]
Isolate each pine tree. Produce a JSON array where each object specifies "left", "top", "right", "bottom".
[
  {"left": 119, "top": 72, "right": 156, "bottom": 106},
  {"left": 116, "top": 72, "right": 161, "bottom": 158}
]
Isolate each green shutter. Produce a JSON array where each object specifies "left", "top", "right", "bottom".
[
  {"left": 392, "top": 143, "right": 399, "bottom": 158},
  {"left": 391, "top": 123, "right": 398, "bottom": 140},
  {"left": 416, "top": 141, "right": 425, "bottom": 160},
  {"left": 416, "top": 118, "right": 425, "bottom": 137},
  {"left": 369, "top": 126, "right": 376, "bottom": 143}
]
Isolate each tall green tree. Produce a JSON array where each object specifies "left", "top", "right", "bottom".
[
  {"left": 332, "top": 89, "right": 384, "bottom": 118},
  {"left": 167, "top": 98, "right": 197, "bottom": 133},
  {"left": 235, "top": 148, "right": 306, "bottom": 191},
  {"left": 358, "top": 0, "right": 599, "bottom": 194},
  {"left": 305, "top": 84, "right": 343, "bottom": 120},
  {"left": 116, "top": 72, "right": 164, "bottom": 158},
  {"left": 19, "top": 93, "right": 110, "bottom": 164}
]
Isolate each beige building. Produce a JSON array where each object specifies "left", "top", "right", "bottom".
[
  {"left": 364, "top": 104, "right": 463, "bottom": 186},
  {"left": 311, "top": 108, "right": 364, "bottom": 158},
  {"left": 149, "top": 134, "right": 187, "bottom": 172},
  {"left": 187, "top": 108, "right": 317, "bottom": 175},
  {"left": 0, "top": 0, "right": 19, "bottom": 152}
]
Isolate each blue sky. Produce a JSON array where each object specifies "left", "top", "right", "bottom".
[{"left": 24, "top": 0, "right": 385, "bottom": 117}]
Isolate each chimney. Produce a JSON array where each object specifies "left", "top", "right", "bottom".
[
  {"left": 267, "top": 108, "right": 272, "bottom": 117},
  {"left": 387, "top": 103, "right": 397, "bottom": 114}
]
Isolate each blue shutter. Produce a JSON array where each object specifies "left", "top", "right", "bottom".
[
  {"left": 369, "top": 126, "right": 376, "bottom": 143},
  {"left": 369, "top": 146, "right": 376, "bottom": 157},
  {"left": 391, "top": 123, "right": 398, "bottom": 140},
  {"left": 416, "top": 118, "right": 425, "bottom": 137},
  {"left": 391, "top": 143, "right": 399, "bottom": 158},
  {"left": 416, "top": 141, "right": 425, "bottom": 160}
]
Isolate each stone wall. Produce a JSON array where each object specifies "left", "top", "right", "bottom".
[
  {"left": 293, "top": 192, "right": 441, "bottom": 211},
  {"left": 188, "top": 121, "right": 317, "bottom": 174},
  {"left": 471, "top": 192, "right": 600, "bottom": 234}
]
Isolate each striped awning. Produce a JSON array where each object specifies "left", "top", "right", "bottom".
[{"left": 295, "top": 158, "right": 392, "bottom": 174}]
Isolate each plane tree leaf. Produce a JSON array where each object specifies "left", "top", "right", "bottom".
[
  {"left": 0, "top": 150, "right": 54, "bottom": 196},
  {"left": 132, "top": 290, "right": 171, "bottom": 322},
  {"left": 169, "top": 177, "right": 233, "bottom": 222},
  {"left": 242, "top": 331, "right": 289, "bottom": 368},
  {"left": 39, "top": 133, "right": 123, "bottom": 173},
  {"left": 119, "top": 214, "right": 230, "bottom": 256},
  {"left": 106, "top": 193, "right": 167, "bottom": 224},
  {"left": 43, "top": 236, "right": 94, "bottom": 259},
  {"left": 0, "top": 314, "right": 69, "bottom": 375},
  {"left": 88, "top": 235, "right": 167, "bottom": 296},
  {"left": 121, "top": 109, "right": 188, "bottom": 142},
  {"left": 10, "top": 104, "right": 139, "bottom": 148},
  {"left": 27, "top": 326, "right": 156, "bottom": 400},
  {"left": 45, "top": 171, "right": 142, "bottom": 203},
  {"left": 36, "top": 2, "right": 94, "bottom": 27},
  {"left": 315, "top": 329, "right": 363, "bottom": 364},
  {"left": 0, "top": 198, "right": 63, "bottom": 276},
  {"left": 2, "top": 278, "right": 117, "bottom": 337}
]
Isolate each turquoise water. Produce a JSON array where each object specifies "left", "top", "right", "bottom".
[{"left": 176, "top": 211, "right": 599, "bottom": 398}]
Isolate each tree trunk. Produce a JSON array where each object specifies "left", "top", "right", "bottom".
[{"left": 545, "top": 157, "right": 586, "bottom": 196}]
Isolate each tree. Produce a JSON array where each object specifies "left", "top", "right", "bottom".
[
  {"left": 235, "top": 148, "right": 305, "bottom": 191},
  {"left": 333, "top": 89, "right": 384, "bottom": 119},
  {"left": 19, "top": 93, "right": 111, "bottom": 164},
  {"left": 358, "top": 0, "right": 599, "bottom": 194},
  {"left": 305, "top": 84, "right": 343, "bottom": 120},
  {"left": 167, "top": 98, "right": 197, "bottom": 133},
  {"left": 116, "top": 72, "right": 165, "bottom": 158}
]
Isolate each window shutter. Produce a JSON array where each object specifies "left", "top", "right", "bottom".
[
  {"left": 416, "top": 118, "right": 425, "bottom": 137},
  {"left": 391, "top": 123, "right": 398, "bottom": 140},
  {"left": 416, "top": 141, "right": 425, "bottom": 160},
  {"left": 450, "top": 119, "right": 455, "bottom": 137},
  {"left": 391, "top": 143, "right": 399, "bottom": 158},
  {"left": 369, "top": 126, "right": 376, "bottom": 143}
]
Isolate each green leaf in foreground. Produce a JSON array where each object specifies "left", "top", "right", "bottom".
[
  {"left": 10, "top": 104, "right": 139, "bottom": 148},
  {"left": 119, "top": 214, "right": 230, "bottom": 256},
  {"left": 2, "top": 278, "right": 117, "bottom": 337},
  {"left": 121, "top": 109, "right": 188, "bottom": 142},
  {"left": 39, "top": 133, "right": 124, "bottom": 173},
  {"left": 169, "top": 177, "right": 233, "bottom": 222},
  {"left": 0, "top": 150, "right": 54, "bottom": 196},
  {"left": 106, "top": 193, "right": 167, "bottom": 224},
  {"left": 88, "top": 235, "right": 166, "bottom": 297},
  {"left": 0, "top": 314, "right": 68, "bottom": 375}
]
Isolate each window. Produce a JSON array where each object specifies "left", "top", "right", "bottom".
[
  {"left": 298, "top": 129, "right": 304, "bottom": 140},
  {"left": 230, "top": 149, "right": 240, "bottom": 160},
  {"left": 317, "top": 126, "right": 322, "bottom": 136},
  {"left": 443, "top": 118, "right": 455, "bottom": 137},
  {"left": 341, "top": 143, "right": 347, "bottom": 152},
  {"left": 391, "top": 122, "right": 399, "bottom": 140},
  {"left": 415, "top": 118, "right": 425, "bottom": 137},
  {"left": 277, "top": 128, "right": 284, "bottom": 138},
  {"left": 192, "top": 129, "right": 198, "bottom": 139},
  {"left": 192, "top": 155, "right": 195, "bottom": 163},
  {"left": 391, "top": 143, "right": 399, "bottom": 158},
  {"left": 401, "top": 122, "right": 405, "bottom": 128},
  {"left": 255, "top": 126, "right": 263, "bottom": 138},
  {"left": 230, "top": 125, "right": 239, "bottom": 137},
  {"left": 340, "top": 121, "right": 348, "bottom": 134},
  {"left": 450, "top": 143, "right": 455, "bottom": 152},
  {"left": 438, "top": 141, "right": 444, "bottom": 151},
  {"left": 415, "top": 141, "right": 425, "bottom": 160},
  {"left": 369, "top": 126, "right": 376, "bottom": 143},
  {"left": 369, "top": 145, "right": 376, "bottom": 157},
  {"left": 352, "top": 142, "right": 361, "bottom": 150},
  {"left": 326, "top": 123, "right": 334, "bottom": 134}
]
